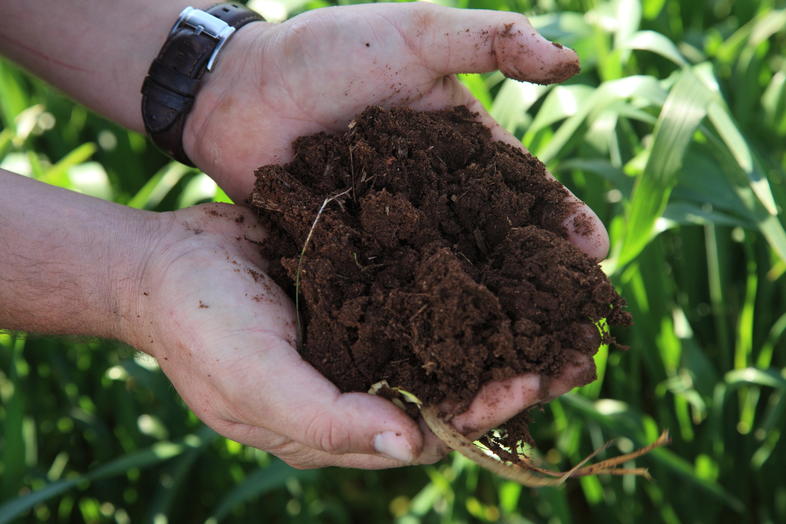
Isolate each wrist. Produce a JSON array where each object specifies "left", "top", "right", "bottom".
[
  {"left": 142, "top": 4, "right": 269, "bottom": 168},
  {"left": 181, "top": 20, "right": 275, "bottom": 196},
  {"left": 0, "top": 172, "right": 168, "bottom": 344},
  {"left": 116, "top": 203, "right": 261, "bottom": 358},
  {"left": 106, "top": 209, "right": 171, "bottom": 351}
]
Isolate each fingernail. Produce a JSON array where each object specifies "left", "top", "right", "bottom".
[{"left": 374, "top": 432, "right": 414, "bottom": 463}]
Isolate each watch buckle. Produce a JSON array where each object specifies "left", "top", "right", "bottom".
[{"left": 170, "top": 6, "right": 237, "bottom": 71}]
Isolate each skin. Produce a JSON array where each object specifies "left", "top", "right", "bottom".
[{"left": 0, "top": 2, "right": 602, "bottom": 469}]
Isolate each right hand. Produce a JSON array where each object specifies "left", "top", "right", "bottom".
[{"left": 124, "top": 202, "right": 596, "bottom": 469}]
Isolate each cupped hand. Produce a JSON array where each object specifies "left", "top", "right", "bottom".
[
  {"left": 173, "top": 2, "right": 606, "bottom": 468},
  {"left": 131, "top": 203, "right": 595, "bottom": 469},
  {"left": 182, "top": 2, "right": 606, "bottom": 259}
]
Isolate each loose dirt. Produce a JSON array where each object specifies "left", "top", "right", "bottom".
[{"left": 250, "top": 106, "right": 630, "bottom": 446}]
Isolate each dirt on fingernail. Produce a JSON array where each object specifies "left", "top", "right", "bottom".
[{"left": 572, "top": 213, "right": 595, "bottom": 237}]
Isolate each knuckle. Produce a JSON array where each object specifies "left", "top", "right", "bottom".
[
  {"left": 514, "top": 12, "right": 532, "bottom": 26},
  {"left": 409, "top": 1, "right": 438, "bottom": 18},
  {"left": 304, "top": 411, "right": 352, "bottom": 454},
  {"left": 415, "top": 446, "right": 449, "bottom": 465},
  {"left": 283, "top": 458, "right": 321, "bottom": 471},
  {"left": 277, "top": 447, "right": 328, "bottom": 470},
  {"left": 281, "top": 11, "right": 322, "bottom": 45}
]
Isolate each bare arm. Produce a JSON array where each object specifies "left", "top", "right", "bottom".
[
  {"left": 0, "top": 169, "right": 154, "bottom": 340},
  {"left": 0, "top": 0, "right": 218, "bottom": 132}
]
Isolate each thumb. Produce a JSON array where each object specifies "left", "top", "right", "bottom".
[
  {"left": 226, "top": 334, "right": 423, "bottom": 462},
  {"left": 405, "top": 4, "right": 579, "bottom": 84}
]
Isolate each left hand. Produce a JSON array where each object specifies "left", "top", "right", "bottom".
[{"left": 183, "top": 2, "right": 603, "bottom": 255}]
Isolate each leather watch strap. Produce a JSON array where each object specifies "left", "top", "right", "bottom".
[{"left": 141, "top": 3, "right": 263, "bottom": 165}]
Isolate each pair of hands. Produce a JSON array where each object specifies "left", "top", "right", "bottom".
[{"left": 130, "top": 2, "right": 607, "bottom": 469}]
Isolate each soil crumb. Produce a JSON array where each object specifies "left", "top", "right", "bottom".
[{"left": 250, "top": 106, "right": 630, "bottom": 429}]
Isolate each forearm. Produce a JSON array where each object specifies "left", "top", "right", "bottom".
[
  {"left": 0, "top": 170, "right": 157, "bottom": 342},
  {"left": 0, "top": 0, "right": 214, "bottom": 132}
]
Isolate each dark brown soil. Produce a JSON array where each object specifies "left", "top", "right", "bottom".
[{"left": 250, "top": 106, "right": 630, "bottom": 424}]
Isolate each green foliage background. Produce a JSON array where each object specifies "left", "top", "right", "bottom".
[{"left": 2, "top": 0, "right": 786, "bottom": 521}]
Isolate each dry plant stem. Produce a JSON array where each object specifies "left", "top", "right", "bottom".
[
  {"left": 294, "top": 188, "right": 352, "bottom": 343},
  {"left": 421, "top": 405, "right": 566, "bottom": 487},
  {"left": 420, "top": 405, "right": 670, "bottom": 486}
]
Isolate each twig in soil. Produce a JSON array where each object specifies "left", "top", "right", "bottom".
[
  {"left": 420, "top": 405, "right": 670, "bottom": 487},
  {"left": 370, "top": 381, "right": 670, "bottom": 487},
  {"left": 294, "top": 188, "right": 352, "bottom": 345}
]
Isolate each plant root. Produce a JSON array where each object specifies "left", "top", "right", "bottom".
[
  {"left": 293, "top": 187, "right": 352, "bottom": 345},
  {"left": 419, "top": 404, "right": 670, "bottom": 487}
]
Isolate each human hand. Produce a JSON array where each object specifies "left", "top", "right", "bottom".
[
  {"left": 182, "top": 2, "right": 606, "bottom": 258},
  {"left": 126, "top": 203, "right": 596, "bottom": 469},
  {"left": 174, "top": 3, "right": 606, "bottom": 466}
]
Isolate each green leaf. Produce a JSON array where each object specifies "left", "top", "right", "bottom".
[
  {"left": 39, "top": 143, "right": 96, "bottom": 188},
  {"left": 725, "top": 368, "right": 786, "bottom": 391},
  {"left": 0, "top": 480, "right": 78, "bottom": 524},
  {"left": 531, "top": 75, "right": 666, "bottom": 163},
  {"left": 617, "top": 69, "right": 716, "bottom": 267},
  {"left": 177, "top": 173, "right": 218, "bottom": 208},
  {"left": 458, "top": 74, "right": 493, "bottom": 112},
  {"left": 145, "top": 427, "right": 219, "bottom": 523},
  {"left": 625, "top": 30, "right": 688, "bottom": 67},
  {"left": 213, "top": 186, "right": 234, "bottom": 204},
  {"left": 762, "top": 71, "right": 786, "bottom": 133},
  {"left": 0, "top": 335, "right": 26, "bottom": 502},
  {"left": 126, "top": 162, "right": 192, "bottom": 209},
  {"left": 0, "top": 60, "right": 31, "bottom": 128},
  {"left": 205, "top": 461, "right": 312, "bottom": 523},
  {"left": 490, "top": 79, "right": 550, "bottom": 135},
  {"left": 701, "top": 102, "right": 786, "bottom": 263},
  {"left": 661, "top": 202, "right": 751, "bottom": 229},
  {"left": 706, "top": 104, "right": 777, "bottom": 216},
  {"left": 0, "top": 431, "right": 210, "bottom": 523},
  {"left": 66, "top": 162, "right": 113, "bottom": 200}
]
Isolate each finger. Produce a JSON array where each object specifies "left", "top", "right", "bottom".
[
  {"left": 418, "top": 351, "right": 595, "bottom": 462},
  {"left": 220, "top": 332, "right": 423, "bottom": 463},
  {"left": 214, "top": 421, "right": 411, "bottom": 470},
  {"left": 404, "top": 4, "right": 579, "bottom": 84},
  {"left": 461, "top": 94, "right": 610, "bottom": 260},
  {"left": 541, "top": 349, "right": 597, "bottom": 400},
  {"left": 416, "top": 375, "right": 540, "bottom": 463},
  {"left": 451, "top": 351, "right": 595, "bottom": 436},
  {"left": 411, "top": 80, "right": 609, "bottom": 260}
]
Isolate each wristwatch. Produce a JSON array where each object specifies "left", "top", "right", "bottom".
[{"left": 141, "top": 3, "right": 264, "bottom": 165}]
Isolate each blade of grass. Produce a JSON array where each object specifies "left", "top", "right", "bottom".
[
  {"left": 126, "top": 162, "right": 192, "bottom": 209},
  {"left": 145, "top": 426, "right": 219, "bottom": 523},
  {"left": 38, "top": 143, "right": 96, "bottom": 188},
  {"left": 0, "top": 60, "right": 31, "bottom": 127},
  {"left": 531, "top": 75, "right": 666, "bottom": 164},
  {"left": 0, "top": 334, "right": 26, "bottom": 502},
  {"left": 458, "top": 74, "right": 493, "bottom": 112},
  {"left": 617, "top": 69, "right": 715, "bottom": 267},
  {"left": 704, "top": 223, "right": 731, "bottom": 370},
  {"left": 625, "top": 30, "right": 688, "bottom": 67},
  {"left": 0, "top": 431, "right": 211, "bottom": 523}
]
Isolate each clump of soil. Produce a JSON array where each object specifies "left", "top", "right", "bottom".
[{"left": 250, "top": 106, "right": 630, "bottom": 440}]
